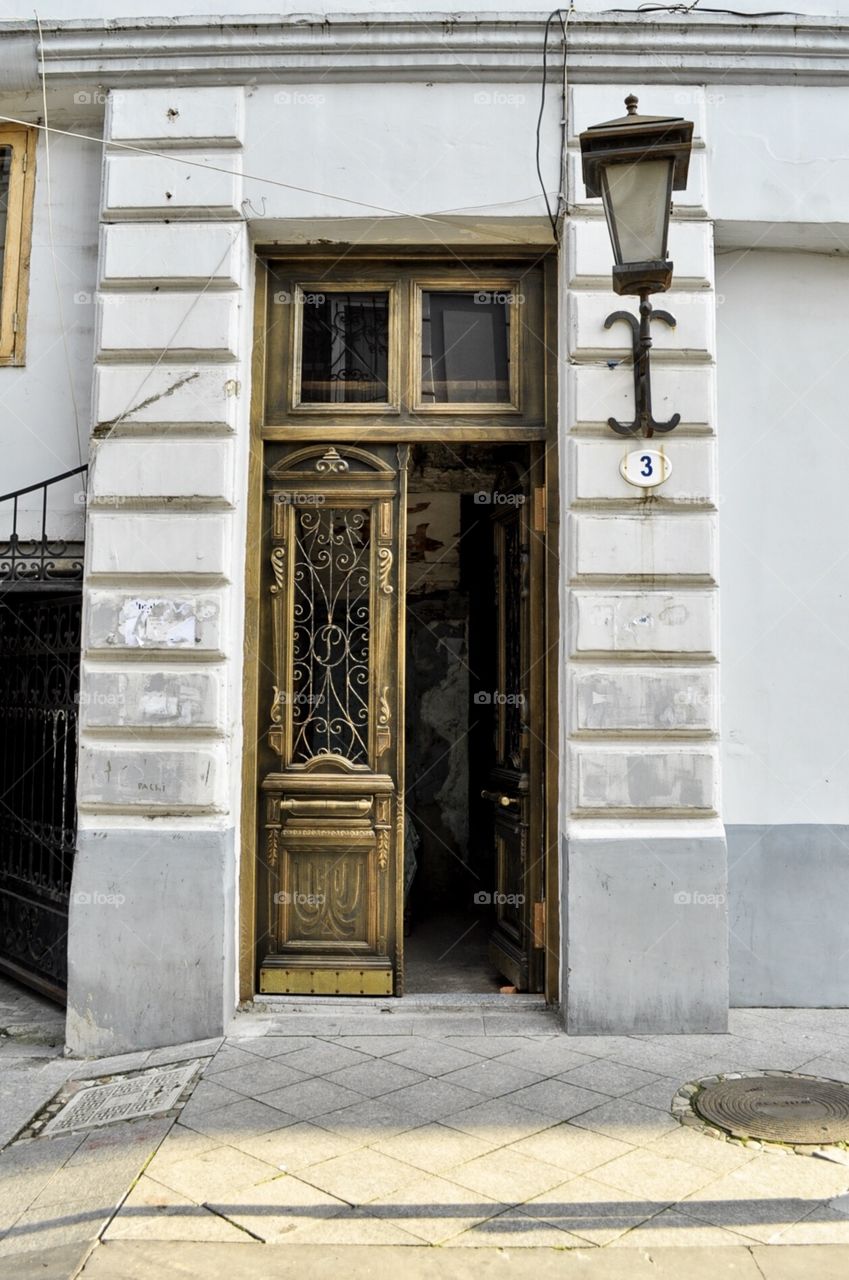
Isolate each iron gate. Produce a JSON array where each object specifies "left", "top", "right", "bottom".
[
  {"left": 0, "top": 592, "right": 81, "bottom": 999},
  {"left": 0, "top": 464, "right": 86, "bottom": 1002}
]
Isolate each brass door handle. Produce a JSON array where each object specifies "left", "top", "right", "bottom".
[{"left": 481, "top": 789, "right": 518, "bottom": 809}]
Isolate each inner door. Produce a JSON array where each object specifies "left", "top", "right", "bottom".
[
  {"left": 259, "top": 443, "right": 407, "bottom": 995},
  {"left": 481, "top": 460, "right": 545, "bottom": 991}
]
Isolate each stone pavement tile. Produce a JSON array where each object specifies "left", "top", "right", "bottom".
[
  {"left": 0, "top": 1196, "right": 117, "bottom": 1258},
  {"left": 227, "top": 1036, "right": 319, "bottom": 1059},
  {"left": 0, "top": 1241, "right": 92, "bottom": 1280},
  {"left": 379, "top": 1078, "right": 482, "bottom": 1121},
  {"left": 0, "top": 1061, "right": 77, "bottom": 1147},
  {"left": 74, "top": 1239, "right": 778, "bottom": 1279},
  {"left": 522, "top": 1174, "right": 663, "bottom": 1245},
  {"left": 570, "top": 1096, "right": 680, "bottom": 1146},
  {"left": 443, "top": 1148, "right": 566, "bottom": 1204},
  {"left": 741, "top": 1152, "right": 849, "bottom": 1199},
  {"left": 178, "top": 1078, "right": 245, "bottom": 1121},
  {"left": 679, "top": 1166, "right": 827, "bottom": 1243},
  {"left": 794, "top": 1055, "right": 849, "bottom": 1084},
  {"left": 68, "top": 1051, "right": 152, "bottom": 1080},
  {"left": 256, "top": 1079, "right": 363, "bottom": 1120},
  {"left": 103, "top": 1174, "right": 250, "bottom": 1242},
  {"left": 314, "top": 1097, "right": 420, "bottom": 1142},
  {"left": 32, "top": 1118, "right": 172, "bottom": 1209},
  {"left": 283, "top": 1207, "right": 424, "bottom": 1245},
  {"left": 439, "top": 1060, "right": 544, "bottom": 1097},
  {"left": 235, "top": 1122, "right": 359, "bottom": 1171},
  {"left": 205, "top": 1047, "right": 266, "bottom": 1077},
  {"left": 609, "top": 1207, "right": 751, "bottom": 1248},
  {"left": 144, "top": 1123, "right": 220, "bottom": 1174},
  {"left": 773, "top": 1203, "right": 849, "bottom": 1244},
  {"left": 257, "top": 1019, "right": 346, "bottom": 1037},
  {"left": 443, "top": 1036, "right": 538, "bottom": 1058},
  {"left": 621, "top": 1077, "right": 680, "bottom": 1111},
  {"left": 370, "top": 1123, "right": 498, "bottom": 1174},
  {"left": 179, "top": 1097, "right": 296, "bottom": 1142},
  {"left": 442, "top": 1097, "right": 556, "bottom": 1142},
  {"left": 399, "top": 1017, "right": 488, "bottom": 1038},
  {"left": 770, "top": 1204, "right": 849, "bottom": 1244},
  {"left": 362, "top": 1172, "right": 506, "bottom": 1244},
  {"left": 0, "top": 1132, "right": 104, "bottom": 1233},
  {"left": 506, "top": 1122, "right": 635, "bottom": 1176},
  {"left": 147, "top": 1039, "right": 224, "bottom": 1068},
  {"left": 648, "top": 1127, "right": 758, "bottom": 1175},
  {"left": 209, "top": 1059, "right": 307, "bottom": 1098},
  {"left": 384, "top": 1041, "right": 483, "bottom": 1075},
  {"left": 558, "top": 1060, "right": 662, "bottom": 1098},
  {"left": 322, "top": 1059, "right": 427, "bottom": 1098},
  {"left": 443, "top": 1205, "right": 588, "bottom": 1248},
  {"left": 297, "top": 1148, "right": 423, "bottom": 1204},
  {"left": 151, "top": 1145, "right": 280, "bottom": 1204},
  {"left": 482, "top": 1015, "right": 561, "bottom": 1037},
  {"left": 509, "top": 1079, "right": 609, "bottom": 1121},
  {"left": 205, "top": 1172, "right": 348, "bottom": 1242},
  {"left": 280, "top": 1043, "right": 372, "bottom": 1076},
  {"left": 589, "top": 1146, "right": 720, "bottom": 1200},
  {"left": 333, "top": 1036, "right": 434, "bottom": 1059},
  {"left": 0, "top": 1042, "right": 61, "bottom": 1061},
  {"left": 496, "top": 1043, "right": 599, "bottom": 1076}
]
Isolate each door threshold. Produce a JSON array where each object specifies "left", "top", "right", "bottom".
[{"left": 253, "top": 992, "right": 548, "bottom": 1011}]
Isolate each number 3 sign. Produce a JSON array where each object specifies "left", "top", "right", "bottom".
[{"left": 620, "top": 449, "right": 672, "bottom": 489}]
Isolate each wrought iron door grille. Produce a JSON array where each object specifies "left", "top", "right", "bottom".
[{"left": 0, "top": 593, "right": 81, "bottom": 998}]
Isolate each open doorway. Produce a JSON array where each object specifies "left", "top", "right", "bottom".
[{"left": 403, "top": 443, "right": 542, "bottom": 994}]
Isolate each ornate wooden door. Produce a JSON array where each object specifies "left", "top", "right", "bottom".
[
  {"left": 259, "top": 444, "right": 407, "bottom": 996},
  {"left": 481, "top": 462, "right": 545, "bottom": 991}
]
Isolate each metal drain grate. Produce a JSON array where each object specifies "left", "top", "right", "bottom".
[
  {"left": 694, "top": 1073, "right": 849, "bottom": 1145},
  {"left": 42, "top": 1061, "right": 200, "bottom": 1136}
]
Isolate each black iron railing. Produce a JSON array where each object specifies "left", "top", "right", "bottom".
[{"left": 0, "top": 465, "right": 87, "bottom": 587}]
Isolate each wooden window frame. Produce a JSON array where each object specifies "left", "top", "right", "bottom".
[
  {"left": 261, "top": 253, "right": 549, "bottom": 440},
  {"left": 0, "top": 126, "right": 36, "bottom": 367},
  {"left": 289, "top": 280, "right": 400, "bottom": 415},
  {"left": 412, "top": 277, "right": 523, "bottom": 416}
]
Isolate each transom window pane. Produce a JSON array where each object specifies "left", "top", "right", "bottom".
[
  {"left": 421, "top": 290, "right": 510, "bottom": 404},
  {"left": 300, "top": 291, "right": 389, "bottom": 404}
]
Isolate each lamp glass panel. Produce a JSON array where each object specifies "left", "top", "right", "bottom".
[{"left": 600, "top": 158, "right": 673, "bottom": 265}]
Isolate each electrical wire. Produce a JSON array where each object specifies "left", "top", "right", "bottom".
[
  {"left": 0, "top": 114, "right": 535, "bottom": 244},
  {"left": 536, "top": 8, "right": 568, "bottom": 241}
]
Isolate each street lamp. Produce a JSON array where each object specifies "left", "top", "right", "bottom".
[{"left": 580, "top": 95, "right": 693, "bottom": 437}]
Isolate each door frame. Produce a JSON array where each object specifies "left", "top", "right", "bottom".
[{"left": 239, "top": 247, "right": 561, "bottom": 1004}]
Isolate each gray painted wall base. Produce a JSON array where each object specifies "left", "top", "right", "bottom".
[
  {"left": 564, "top": 834, "right": 729, "bottom": 1034},
  {"left": 66, "top": 828, "right": 236, "bottom": 1056},
  {"left": 728, "top": 824, "right": 849, "bottom": 1007}
]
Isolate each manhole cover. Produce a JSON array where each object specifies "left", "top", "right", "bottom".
[
  {"left": 694, "top": 1074, "right": 849, "bottom": 1144},
  {"left": 42, "top": 1061, "right": 199, "bottom": 1136}
]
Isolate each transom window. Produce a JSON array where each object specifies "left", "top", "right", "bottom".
[{"left": 263, "top": 256, "right": 548, "bottom": 434}]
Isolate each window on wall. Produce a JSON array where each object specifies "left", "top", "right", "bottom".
[{"left": 0, "top": 126, "right": 36, "bottom": 367}]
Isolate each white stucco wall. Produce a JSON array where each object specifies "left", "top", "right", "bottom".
[
  {"left": 0, "top": 123, "right": 98, "bottom": 534},
  {"left": 717, "top": 249, "right": 849, "bottom": 827}
]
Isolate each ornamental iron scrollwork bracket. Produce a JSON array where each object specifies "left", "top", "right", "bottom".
[{"left": 604, "top": 293, "right": 680, "bottom": 439}]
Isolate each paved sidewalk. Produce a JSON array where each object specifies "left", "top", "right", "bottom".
[{"left": 2, "top": 994, "right": 849, "bottom": 1277}]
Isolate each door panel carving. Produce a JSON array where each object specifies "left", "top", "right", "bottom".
[{"left": 259, "top": 444, "right": 407, "bottom": 996}]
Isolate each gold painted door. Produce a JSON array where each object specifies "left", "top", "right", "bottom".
[
  {"left": 259, "top": 443, "right": 407, "bottom": 996},
  {"left": 481, "top": 462, "right": 545, "bottom": 991}
]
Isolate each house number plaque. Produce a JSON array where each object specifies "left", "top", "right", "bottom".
[{"left": 620, "top": 449, "right": 672, "bottom": 489}]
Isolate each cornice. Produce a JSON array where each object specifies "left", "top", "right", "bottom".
[{"left": 1, "top": 12, "right": 847, "bottom": 88}]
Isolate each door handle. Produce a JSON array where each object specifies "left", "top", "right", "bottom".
[{"left": 481, "top": 789, "right": 519, "bottom": 809}]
